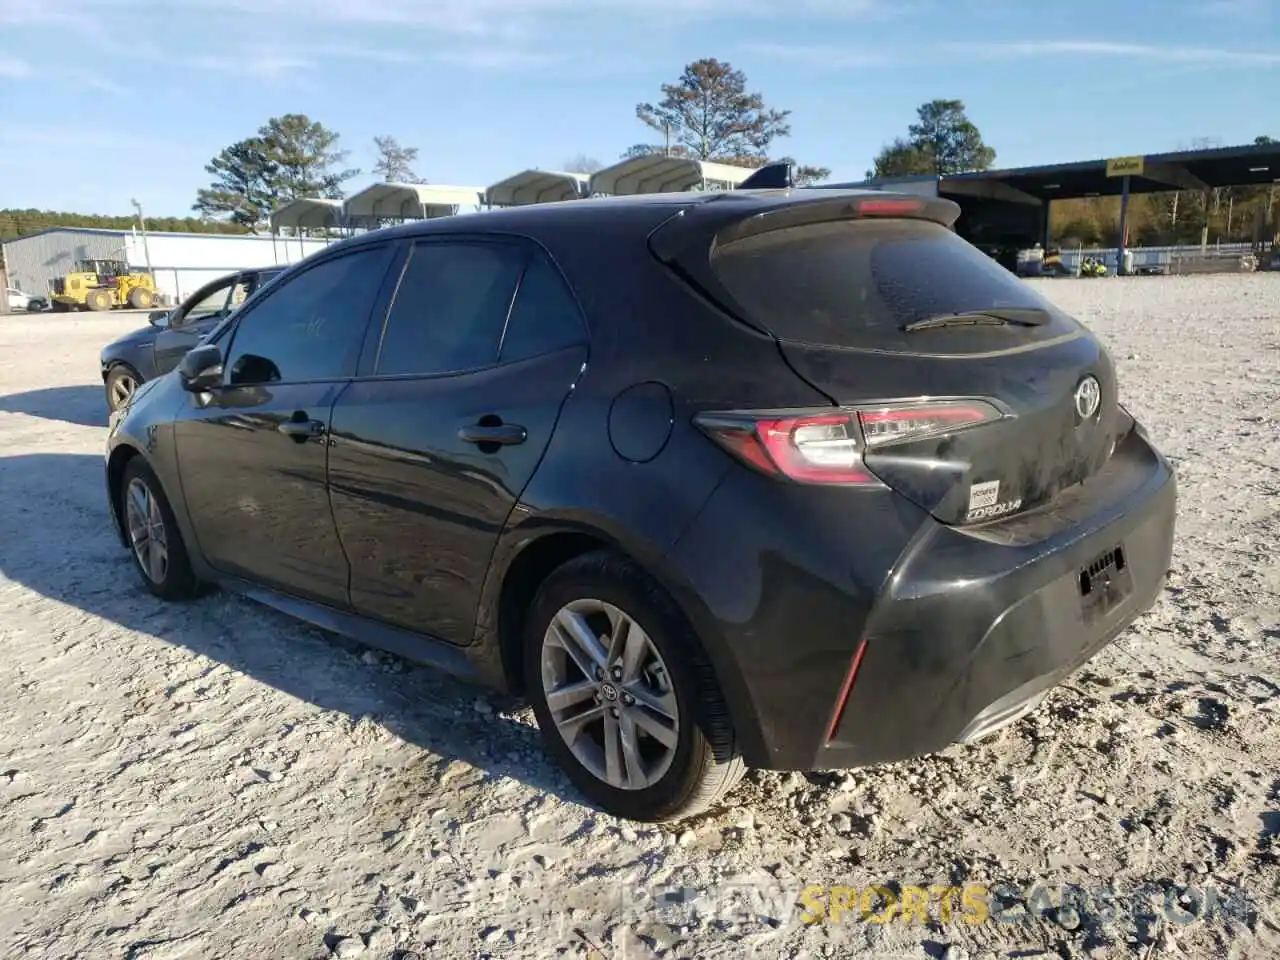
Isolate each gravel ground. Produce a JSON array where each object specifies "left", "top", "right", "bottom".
[{"left": 1, "top": 276, "right": 1277, "bottom": 960}]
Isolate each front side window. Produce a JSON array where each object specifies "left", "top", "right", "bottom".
[
  {"left": 178, "top": 280, "right": 234, "bottom": 326},
  {"left": 375, "top": 241, "right": 526, "bottom": 377},
  {"left": 224, "top": 247, "right": 389, "bottom": 386}
]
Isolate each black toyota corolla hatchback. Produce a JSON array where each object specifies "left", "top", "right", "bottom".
[{"left": 104, "top": 189, "right": 1176, "bottom": 822}]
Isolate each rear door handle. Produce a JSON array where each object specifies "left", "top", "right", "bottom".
[
  {"left": 458, "top": 422, "right": 527, "bottom": 446},
  {"left": 278, "top": 418, "right": 325, "bottom": 441}
]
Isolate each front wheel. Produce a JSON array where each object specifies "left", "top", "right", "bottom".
[
  {"left": 105, "top": 364, "right": 141, "bottom": 412},
  {"left": 85, "top": 288, "right": 112, "bottom": 311},
  {"left": 119, "top": 458, "right": 206, "bottom": 600},
  {"left": 525, "top": 550, "right": 745, "bottom": 822}
]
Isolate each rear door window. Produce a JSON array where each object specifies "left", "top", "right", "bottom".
[
  {"left": 710, "top": 219, "right": 1075, "bottom": 352},
  {"left": 375, "top": 241, "right": 527, "bottom": 377}
]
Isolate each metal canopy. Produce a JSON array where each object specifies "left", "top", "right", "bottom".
[
  {"left": 269, "top": 198, "right": 344, "bottom": 232},
  {"left": 589, "top": 156, "right": 758, "bottom": 196},
  {"left": 940, "top": 141, "right": 1280, "bottom": 201},
  {"left": 342, "top": 182, "right": 486, "bottom": 222},
  {"left": 486, "top": 170, "right": 588, "bottom": 206}
]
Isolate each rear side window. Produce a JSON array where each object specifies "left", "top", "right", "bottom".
[
  {"left": 499, "top": 253, "right": 586, "bottom": 364},
  {"left": 376, "top": 241, "right": 526, "bottom": 377},
  {"left": 711, "top": 219, "right": 1070, "bottom": 351}
]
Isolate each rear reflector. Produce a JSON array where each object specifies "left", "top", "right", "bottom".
[
  {"left": 826, "top": 638, "right": 868, "bottom": 742},
  {"left": 694, "top": 399, "right": 1001, "bottom": 485}
]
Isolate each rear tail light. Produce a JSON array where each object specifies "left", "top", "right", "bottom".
[{"left": 694, "top": 399, "right": 1001, "bottom": 485}]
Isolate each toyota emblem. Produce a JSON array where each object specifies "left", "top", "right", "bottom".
[{"left": 1074, "top": 376, "right": 1101, "bottom": 420}]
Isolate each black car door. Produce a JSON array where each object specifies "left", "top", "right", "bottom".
[
  {"left": 172, "top": 244, "right": 398, "bottom": 606},
  {"left": 327, "top": 238, "right": 588, "bottom": 644},
  {"left": 153, "top": 274, "right": 243, "bottom": 376}
]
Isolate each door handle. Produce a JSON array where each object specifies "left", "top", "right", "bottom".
[
  {"left": 458, "top": 421, "right": 527, "bottom": 446},
  {"left": 278, "top": 417, "right": 325, "bottom": 441}
]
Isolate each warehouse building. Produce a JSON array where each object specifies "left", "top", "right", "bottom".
[{"left": 1, "top": 227, "right": 330, "bottom": 304}]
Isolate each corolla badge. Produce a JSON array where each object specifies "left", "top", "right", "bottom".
[{"left": 1074, "top": 376, "right": 1101, "bottom": 420}]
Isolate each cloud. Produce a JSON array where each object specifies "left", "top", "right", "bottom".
[
  {"left": 0, "top": 126, "right": 172, "bottom": 150},
  {"left": 0, "top": 56, "right": 33, "bottom": 77},
  {"left": 188, "top": 53, "right": 317, "bottom": 79},
  {"left": 433, "top": 47, "right": 564, "bottom": 71},
  {"left": 943, "top": 40, "right": 1280, "bottom": 65},
  {"left": 748, "top": 38, "right": 1280, "bottom": 70},
  {"left": 69, "top": 69, "right": 128, "bottom": 94},
  {"left": 4, "top": 0, "right": 885, "bottom": 34},
  {"left": 739, "top": 42, "right": 897, "bottom": 68}
]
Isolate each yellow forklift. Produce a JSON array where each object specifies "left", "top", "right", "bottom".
[{"left": 49, "top": 259, "right": 159, "bottom": 312}]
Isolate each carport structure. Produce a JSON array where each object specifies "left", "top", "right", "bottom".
[
  {"left": 937, "top": 141, "right": 1280, "bottom": 273},
  {"left": 268, "top": 197, "right": 345, "bottom": 260},
  {"left": 589, "top": 155, "right": 758, "bottom": 196},
  {"left": 486, "top": 170, "right": 588, "bottom": 206},
  {"left": 342, "top": 182, "right": 486, "bottom": 226}
]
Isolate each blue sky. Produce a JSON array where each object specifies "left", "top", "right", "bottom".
[{"left": 0, "top": 0, "right": 1276, "bottom": 217}]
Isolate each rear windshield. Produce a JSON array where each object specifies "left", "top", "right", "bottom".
[{"left": 710, "top": 218, "right": 1075, "bottom": 351}]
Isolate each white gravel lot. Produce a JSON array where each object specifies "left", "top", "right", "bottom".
[{"left": 0, "top": 276, "right": 1277, "bottom": 960}]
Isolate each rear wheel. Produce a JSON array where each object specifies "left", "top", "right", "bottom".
[
  {"left": 85, "top": 288, "right": 112, "bottom": 311},
  {"left": 127, "top": 287, "right": 154, "bottom": 309},
  {"left": 524, "top": 550, "right": 745, "bottom": 822},
  {"left": 119, "top": 458, "right": 205, "bottom": 600},
  {"left": 105, "top": 364, "right": 141, "bottom": 412}
]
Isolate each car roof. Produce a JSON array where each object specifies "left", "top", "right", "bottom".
[{"left": 330, "top": 187, "right": 901, "bottom": 250}]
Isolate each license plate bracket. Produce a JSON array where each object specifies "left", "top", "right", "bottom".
[{"left": 1079, "top": 544, "right": 1133, "bottom": 624}]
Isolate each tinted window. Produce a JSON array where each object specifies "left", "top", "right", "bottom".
[
  {"left": 711, "top": 219, "right": 1070, "bottom": 351},
  {"left": 499, "top": 253, "right": 586, "bottom": 363},
  {"left": 375, "top": 241, "right": 525, "bottom": 377},
  {"left": 179, "top": 280, "right": 234, "bottom": 325},
  {"left": 224, "top": 247, "right": 388, "bottom": 386}
]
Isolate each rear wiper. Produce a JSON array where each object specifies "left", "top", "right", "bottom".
[{"left": 901, "top": 307, "right": 1050, "bottom": 332}]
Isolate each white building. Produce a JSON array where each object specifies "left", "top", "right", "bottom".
[{"left": 1, "top": 227, "right": 331, "bottom": 304}]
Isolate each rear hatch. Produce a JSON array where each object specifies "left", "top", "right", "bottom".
[{"left": 654, "top": 194, "right": 1124, "bottom": 526}]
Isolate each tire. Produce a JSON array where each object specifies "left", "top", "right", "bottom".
[
  {"left": 524, "top": 549, "right": 745, "bottom": 822},
  {"left": 85, "top": 289, "right": 112, "bottom": 311},
  {"left": 104, "top": 364, "right": 142, "bottom": 412},
  {"left": 118, "top": 458, "right": 205, "bottom": 601},
  {"left": 128, "top": 287, "right": 154, "bottom": 309}
]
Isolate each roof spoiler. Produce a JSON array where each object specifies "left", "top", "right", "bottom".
[{"left": 735, "top": 161, "right": 794, "bottom": 190}]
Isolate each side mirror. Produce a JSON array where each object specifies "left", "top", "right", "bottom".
[
  {"left": 148, "top": 309, "right": 171, "bottom": 327},
  {"left": 178, "top": 344, "right": 224, "bottom": 392}
]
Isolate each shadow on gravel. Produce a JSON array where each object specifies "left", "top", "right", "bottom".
[
  {"left": 0, "top": 452, "right": 583, "bottom": 809},
  {"left": 0, "top": 385, "right": 107, "bottom": 427}
]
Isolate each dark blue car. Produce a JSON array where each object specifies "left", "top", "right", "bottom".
[{"left": 99, "top": 266, "right": 286, "bottom": 411}]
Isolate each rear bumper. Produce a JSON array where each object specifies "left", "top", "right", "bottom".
[{"left": 664, "top": 426, "right": 1176, "bottom": 770}]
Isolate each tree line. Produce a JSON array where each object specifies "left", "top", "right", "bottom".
[
  {"left": 0, "top": 209, "right": 248, "bottom": 241},
  {"left": 2, "top": 56, "right": 1274, "bottom": 251}
]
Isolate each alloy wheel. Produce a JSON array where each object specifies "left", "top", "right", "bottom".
[
  {"left": 110, "top": 372, "right": 137, "bottom": 410},
  {"left": 540, "top": 598, "right": 680, "bottom": 790},
  {"left": 125, "top": 476, "right": 169, "bottom": 585}
]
